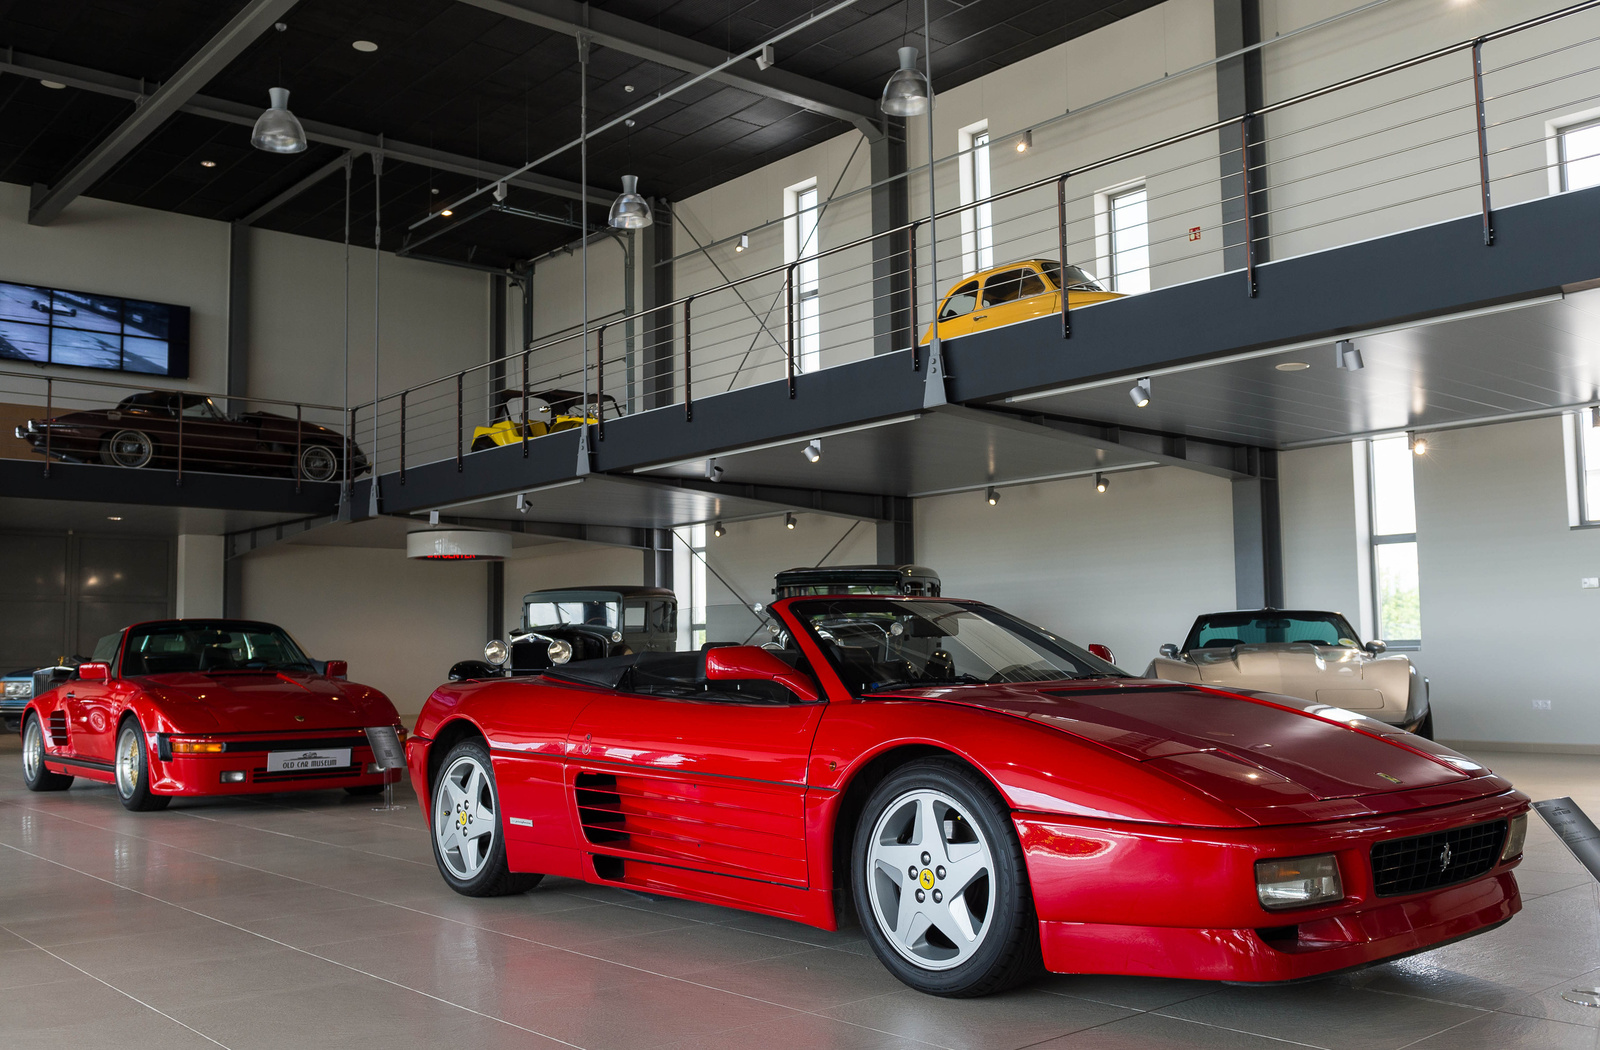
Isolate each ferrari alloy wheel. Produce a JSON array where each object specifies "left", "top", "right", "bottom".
[
  {"left": 299, "top": 444, "right": 338, "bottom": 482},
  {"left": 21, "top": 714, "right": 73, "bottom": 792},
  {"left": 114, "top": 720, "right": 169, "bottom": 811},
  {"left": 103, "top": 429, "right": 154, "bottom": 468},
  {"left": 430, "top": 738, "right": 542, "bottom": 896},
  {"left": 853, "top": 759, "right": 1039, "bottom": 996}
]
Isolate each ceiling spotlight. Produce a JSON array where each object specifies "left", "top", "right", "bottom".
[
  {"left": 40, "top": 80, "right": 66, "bottom": 89},
  {"left": 515, "top": 494, "right": 529, "bottom": 515},
  {"left": 756, "top": 44, "right": 777, "bottom": 71},
  {"left": 880, "top": 46, "right": 930, "bottom": 117},
  {"left": 1095, "top": 472, "right": 1108, "bottom": 493},
  {"left": 1274, "top": 362, "right": 1309, "bottom": 371},
  {"left": 440, "top": 208, "right": 453, "bottom": 217},
  {"left": 1015, "top": 129, "right": 1032, "bottom": 153},
  {"left": 784, "top": 512, "right": 796, "bottom": 530},
  {"left": 1335, "top": 339, "right": 1365, "bottom": 371},
  {"left": 713, "top": 521, "right": 725, "bottom": 538},
  {"left": 608, "top": 175, "right": 653, "bottom": 229},
  {"left": 1129, "top": 377, "right": 1152, "bottom": 408},
  {"left": 200, "top": 160, "right": 216, "bottom": 168},
  {"left": 352, "top": 40, "right": 378, "bottom": 52},
  {"left": 803, "top": 439, "right": 821, "bottom": 463},
  {"left": 735, "top": 234, "right": 749, "bottom": 253},
  {"left": 493, "top": 181, "right": 508, "bottom": 202},
  {"left": 1408, "top": 431, "right": 1427, "bottom": 456},
  {"left": 624, "top": 84, "right": 635, "bottom": 93},
  {"left": 986, "top": 486, "right": 999, "bottom": 506},
  {"left": 624, "top": 118, "right": 636, "bottom": 127},
  {"left": 250, "top": 87, "right": 307, "bottom": 154},
  {"left": 106, "top": 515, "right": 123, "bottom": 521}
]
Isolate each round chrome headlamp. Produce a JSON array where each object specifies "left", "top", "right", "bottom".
[
  {"left": 483, "top": 639, "right": 509, "bottom": 666},
  {"left": 610, "top": 630, "right": 623, "bottom": 643},
  {"left": 547, "top": 638, "right": 573, "bottom": 665}
]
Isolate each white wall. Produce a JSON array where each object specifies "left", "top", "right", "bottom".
[
  {"left": 175, "top": 534, "right": 224, "bottom": 619},
  {"left": 501, "top": 541, "right": 645, "bottom": 630},
  {"left": 917, "top": 467, "right": 1238, "bottom": 669},
  {"left": 1280, "top": 442, "right": 1366, "bottom": 626}
]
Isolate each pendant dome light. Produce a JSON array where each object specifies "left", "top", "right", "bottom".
[
  {"left": 608, "top": 175, "right": 653, "bottom": 229},
  {"left": 251, "top": 87, "right": 307, "bottom": 153},
  {"left": 880, "top": 46, "right": 930, "bottom": 116}
]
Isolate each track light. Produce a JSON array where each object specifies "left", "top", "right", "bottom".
[
  {"left": 1015, "top": 129, "right": 1032, "bottom": 153},
  {"left": 803, "top": 439, "right": 821, "bottom": 463},
  {"left": 1335, "top": 339, "right": 1364, "bottom": 371},
  {"left": 756, "top": 44, "right": 776, "bottom": 71},
  {"left": 250, "top": 87, "right": 307, "bottom": 153},
  {"left": 493, "top": 181, "right": 508, "bottom": 202},
  {"left": 515, "top": 494, "right": 529, "bottom": 515},
  {"left": 986, "top": 487, "right": 999, "bottom": 506},
  {"left": 608, "top": 175, "right": 653, "bottom": 229},
  {"left": 1408, "top": 431, "right": 1427, "bottom": 456},
  {"left": 784, "top": 513, "right": 796, "bottom": 530},
  {"left": 880, "top": 47, "right": 930, "bottom": 116},
  {"left": 440, "top": 208, "right": 453, "bottom": 217},
  {"left": 1095, "top": 472, "right": 1108, "bottom": 493},
  {"left": 735, "top": 234, "right": 749, "bottom": 253},
  {"left": 1129, "top": 377, "right": 1152, "bottom": 408},
  {"left": 713, "top": 521, "right": 725, "bottom": 538}
]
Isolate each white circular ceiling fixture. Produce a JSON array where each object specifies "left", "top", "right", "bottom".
[
  {"left": 352, "top": 40, "right": 378, "bottom": 52},
  {"left": 406, "top": 530, "right": 510, "bottom": 561},
  {"left": 1275, "top": 362, "right": 1311, "bottom": 371}
]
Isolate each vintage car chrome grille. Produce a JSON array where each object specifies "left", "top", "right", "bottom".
[{"left": 1370, "top": 819, "right": 1506, "bottom": 897}]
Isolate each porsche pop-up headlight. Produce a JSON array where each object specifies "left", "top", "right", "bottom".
[
  {"left": 483, "top": 639, "right": 509, "bottom": 666},
  {"left": 547, "top": 638, "right": 573, "bottom": 665},
  {"left": 1501, "top": 814, "right": 1528, "bottom": 861},
  {"left": 1256, "top": 854, "right": 1342, "bottom": 910}
]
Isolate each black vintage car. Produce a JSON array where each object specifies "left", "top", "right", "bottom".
[
  {"left": 14, "top": 391, "right": 366, "bottom": 482},
  {"left": 450, "top": 586, "right": 678, "bottom": 681},
  {"left": 772, "top": 564, "right": 941, "bottom": 599}
]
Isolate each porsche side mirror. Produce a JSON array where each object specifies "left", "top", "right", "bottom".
[
  {"left": 448, "top": 660, "right": 501, "bottom": 682},
  {"left": 1365, "top": 640, "right": 1388, "bottom": 655},
  {"left": 1159, "top": 643, "right": 1180, "bottom": 659},
  {"left": 325, "top": 660, "right": 348, "bottom": 679},
  {"left": 78, "top": 662, "right": 110, "bottom": 682},
  {"left": 705, "top": 645, "right": 821, "bottom": 703},
  {"left": 1087, "top": 643, "right": 1116, "bottom": 664}
]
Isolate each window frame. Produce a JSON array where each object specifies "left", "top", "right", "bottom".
[
  {"left": 1366, "top": 434, "right": 1422, "bottom": 649},
  {"left": 958, "top": 121, "right": 994, "bottom": 275},
  {"left": 1565, "top": 409, "right": 1600, "bottom": 528},
  {"left": 1557, "top": 115, "right": 1600, "bottom": 192},
  {"left": 784, "top": 180, "right": 821, "bottom": 374},
  {"left": 1107, "top": 184, "right": 1151, "bottom": 294}
]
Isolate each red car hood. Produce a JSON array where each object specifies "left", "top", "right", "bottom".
[
  {"left": 140, "top": 672, "right": 395, "bottom": 734},
  {"left": 878, "top": 680, "right": 1506, "bottom": 824}
]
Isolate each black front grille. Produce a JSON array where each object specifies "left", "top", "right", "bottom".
[
  {"left": 222, "top": 734, "right": 368, "bottom": 753},
  {"left": 1370, "top": 819, "right": 1506, "bottom": 897}
]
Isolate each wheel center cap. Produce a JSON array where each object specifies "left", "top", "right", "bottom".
[{"left": 918, "top": 868, "right": 935, "bottom": 890}]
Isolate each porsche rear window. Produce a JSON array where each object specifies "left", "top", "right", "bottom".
[{"left": 1184, "top": 613, "right": 1362, "bottom": 651}]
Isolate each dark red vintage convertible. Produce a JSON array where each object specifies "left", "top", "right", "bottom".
[
  {"left": 408, "top": 596, "right": 1528, "bottom": 996},
  {"left": 14, "top": 391, "right": 364, "bottom": 481}
]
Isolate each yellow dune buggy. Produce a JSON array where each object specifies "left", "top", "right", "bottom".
[{"left": 469, "top": 389, "right": 620, "bottom": 452}]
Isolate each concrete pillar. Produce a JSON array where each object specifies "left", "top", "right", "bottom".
[{"left": 177, "top": 535, "right": 225, "bottom": 619}]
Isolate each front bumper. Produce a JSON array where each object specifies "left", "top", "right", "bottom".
[
  {"left": 148, "top": 743, "right": 391, "bottom": 796},
  {"left": 1019, "top": 788, "right": 1526, "bottom": 981}
]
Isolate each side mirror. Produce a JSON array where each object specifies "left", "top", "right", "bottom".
[
  {"left": 324, "top": 660, "right": 348, "bottom": 680},
  {"left": 78, "top": 662, "right": 110, "bottom": 682},
  {"left": 1087, "top": 643, "right": 1116, "bottom": 664},
  {"left": 448, "top": 660, "right": 501, "bottom": 682},
  {"left": 1365, "top": 640, "right": 1388, "bottom": 655},
  {"left": 705, "top": 645, "right": 821, "bottom": 703},
  {"left": 1159, "top": 643, "right": 1180, "bottom": 659}
]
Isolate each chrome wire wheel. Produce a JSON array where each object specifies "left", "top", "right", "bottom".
[
  {"left": 299, "top": 444, "right": 337, "bottom": 482},
  {"left": 435, "top": 754, "right": 497, "bottom": 880},
  {"left": 107, "top": 429, "right": 154, "bottom": 468},
  {"left": 866, "top": 788, "right": 996, "bottom": 971},
  {"left": 22, "top": 717, "right": 44, "bottom": 782},
  {"left": 115, "top": 724, "right": 141, "bottom": 798}
]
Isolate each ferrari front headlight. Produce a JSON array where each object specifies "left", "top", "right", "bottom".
[
  {"left": 1256, "top": 854, "right": 1342, "bottom": 910},
  {"left": 1502, "top": 813, "right": 1528, "bottom": 861},
  {"left": 484, "top": 639, "right": 509, "bottom": 666}
]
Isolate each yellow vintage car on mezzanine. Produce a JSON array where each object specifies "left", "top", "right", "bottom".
[
  {"left": 469, "top": 388, "right": 619, "bottom": 452},
  {"left": 921, "top": 259, "right": 1123, "bottom": 343}
]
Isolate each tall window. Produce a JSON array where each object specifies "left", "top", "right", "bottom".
[
  {"left": 672, "top": 523, "right": 708, "bottom": 650},
  {"left": 960, "top": 123, "right": 994, "bottom": 274},
  {"left": 786, "top": 181, "right": 821, "bottom": 373},
  {"left": 1369, "top": 435, "right": 1421, "bottom": 644},
  {"left": 1109, "top": 185, "right": 1150, "bottom": 293},
  {"left": 1559, "top": 118, "right": 1600, "bottom": 191}
]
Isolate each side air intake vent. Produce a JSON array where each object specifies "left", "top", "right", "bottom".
[
  {"left": 575, "top": 772, "right": 627, "bottom": 845},
  {"left": 48, "top": 710, "right": 70, "bottom": 747}
]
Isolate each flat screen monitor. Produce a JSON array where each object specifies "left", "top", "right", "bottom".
[{"left": 0, "top": 281, "right": 190, "bottom": 378}]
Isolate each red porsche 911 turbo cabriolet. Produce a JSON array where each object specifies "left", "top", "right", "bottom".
[
  {"left": 407, "top": 596, "right": 1528, "bottom": 997},
  {"left": 22, "top": 619, "right": 405, "bottom": 810}
]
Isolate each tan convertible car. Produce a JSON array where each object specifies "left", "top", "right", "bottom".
[{"left": 1145, "top": 609, "right": 1432, "bottom": 738}]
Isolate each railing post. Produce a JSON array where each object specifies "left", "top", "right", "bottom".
[
  {"left": 456, "top": 372, "right": 465, "bottom": 472},
  {"left": 520, "top": 350, "right": 530, "bottom": 458},
  {"left": 42, "top": 377, "right": 51, "bottom": 479},
  {"left": 347, "top": 408, "right": 356, "bottom": 484},
  {"left": 175, "top": 397, "right": 183, "bottom": 486},
  {"left": 1056, "top": 175, "right": 1071, "bottom": 339},
  {"left": 908, "top": 220, "right": 921, "bottom": 371},
  {"left": 596, "top": 323, "right": 607, "bottom": 439},
  {"left": 1240, "top": 116, "right": 1258, "bottom": 298},
  {"left": 399, "top": 392, "right": 407, "bottom": 484},
  {"left": 294, "top": 404, "right": 303, "bottom": 494},
  {"left": 683, "top": 295, "right": 695, "bottom": 422},
  {"left": 1472, "top": 39, "right": 1494, "bottom": 246},
  {"left": 785, "top": 264, "right": 797, "bottom": 398}
]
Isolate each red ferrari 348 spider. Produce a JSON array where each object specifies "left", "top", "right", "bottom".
[
  {"left": 22, "top": 619, "right": 405, "bottom": 810},
  {"left": 407, "top": 596, "right": 1528, "bottom": 996}
]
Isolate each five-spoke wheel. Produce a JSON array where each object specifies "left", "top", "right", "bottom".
[
  {"left": 429, "top": 738, "right": 541, "bottom": 896},
  {"left": 853, "top": 759, "right": 1039, "bottom": 996}
]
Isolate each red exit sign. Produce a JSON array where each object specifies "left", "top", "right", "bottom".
[{"left": 1188, "top": 226, "right": 1202, "bottom": 241}]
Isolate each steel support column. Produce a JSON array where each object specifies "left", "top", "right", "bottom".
[
  {"left": 642, "top": 206, "right": 676, "bottom": 410},
  {"left": 1215, "top": 0, "right": 1269, "bottom": 273},
  {"left": 876, "top": 497, "right": 913, "bottom": 565},
  {"left": 227, "top": 222, "right": 250, "bottom": 415},
  {"left": 1231, "top": 448, "right": 1282, "bottom": 609},
  {"left": 488, "top": 560, "right": 505, "bottom": 641},
  {"left": 870, "top": 125, "right": 912, "bottom": 355},
  {"left": 643, "top": 528, "right": 674, "bottom": 590}
]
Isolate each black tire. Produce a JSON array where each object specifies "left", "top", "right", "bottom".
[
  {"left": 21, "top": 713, "right": 74, "bottom": 792},
  {"left": 345, "top": 784, "right": 385, "bottom": 796},
  {"left": 429, "top": 738, "right": 541, "bottom": 896},
  {"left": 470, "top": 435, "right": 497, "bottom": 452},
  {"left": 101, "top": 429, "right": 155, "bottom": 468},
  {"left": 852, "top": 758, "right": 1040, "bottom": 997},
  {"left": 1415, "top": 710, "right": 1435, "bottom": 740},
  {"left": 114, "top": 719, "right": 170, "bottom": 811},
  {"left": 299, "top": 444, "right": 339, "bottom": 482}
]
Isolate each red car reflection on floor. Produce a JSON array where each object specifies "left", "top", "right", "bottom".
[
  {"left": 22, "top": 619, "right": 404, "bottom": 810},
  {"left": 407, "top": 596, "right": 1528, "bottom": 997}
]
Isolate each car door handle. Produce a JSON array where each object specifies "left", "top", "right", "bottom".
[{"left": 972, "top": 314, "right": 987, "bottom": 320}]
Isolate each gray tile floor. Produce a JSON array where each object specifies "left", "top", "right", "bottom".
[{"left": 2, "top": 739, "right": 1599, "bottom": 1049}]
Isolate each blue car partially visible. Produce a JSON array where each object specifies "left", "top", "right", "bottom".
[{"left": 2, "top": 668, "right": 33, "bottom": 732}]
